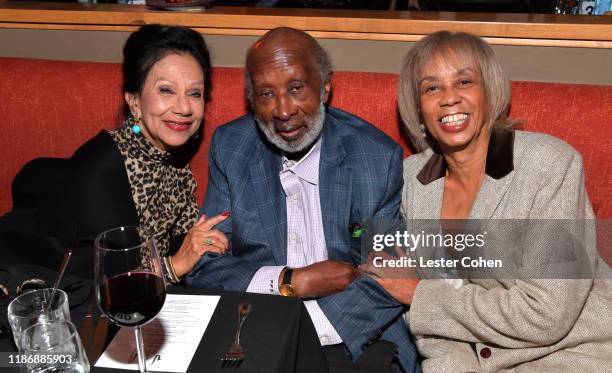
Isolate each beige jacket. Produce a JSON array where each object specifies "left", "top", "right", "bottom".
[{"left": 402, "top": 130, "right": 612, "bottom": 372}]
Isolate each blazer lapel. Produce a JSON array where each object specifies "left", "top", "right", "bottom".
[
  {"left": 319, "top": 116, "right": 352, "bottom": 261},
  {"left": 249, "top": 139, "right": 287, "bottom": 265},
  {"left": 470, "top": 173, "right": 514, "bottom": 220},
  {"left": 470, "top": 129, "right": 516, "bottom": 220},
  {"left": 412, "top": 179, "right": 444, "bottom": 220}
]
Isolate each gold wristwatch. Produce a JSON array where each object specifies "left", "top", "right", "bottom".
[{"left": 278, "top": 267, "right": 296, "bottom": 297}]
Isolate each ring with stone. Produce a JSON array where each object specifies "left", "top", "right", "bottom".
[{"left": 204, "top": 238, "right": 214, "bottom": 246}]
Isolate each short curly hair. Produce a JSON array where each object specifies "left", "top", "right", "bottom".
[{"left": 244, "top": 27, "right": 332, "bottom": 106}]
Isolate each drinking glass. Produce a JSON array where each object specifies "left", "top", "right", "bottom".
[
  {"left": 94, "top": 226, "right": 166, "bottom": 373},
  {"left": 7, "top": 288, "right": 70, "bottom": 349},
  {"left": 20, "top": 320, "right": 89, "bottom": 373}
]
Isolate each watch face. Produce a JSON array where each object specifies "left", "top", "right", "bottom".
[{"left": 279, "top": 284, "right": 295, "bottom": 297}]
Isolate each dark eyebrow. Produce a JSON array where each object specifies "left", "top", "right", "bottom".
[{"left": 155, "top": 78, "right": 205, "bottom": 87}]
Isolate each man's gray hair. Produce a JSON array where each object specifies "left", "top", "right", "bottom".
[{"left": 245, "top": 28, "right": 332, "bottom": 106}]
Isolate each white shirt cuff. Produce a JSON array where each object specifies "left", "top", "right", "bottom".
[
  {"left": 246, "top": 266, "right": 285, "bottom": 295},
  {"left": 305, "top": 300, "right": 343, "bottom": 345}
]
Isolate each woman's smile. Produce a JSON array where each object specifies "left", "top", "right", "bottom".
[
  {"left": 438, "top": 113, "right": 470, "bottom": 133},
  {"left": 163, "top": 120, "right": 193, "bottom": 132}
]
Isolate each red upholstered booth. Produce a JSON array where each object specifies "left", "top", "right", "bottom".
[{"left": 1, "top": 57, "right": 611, "bottom": 261}]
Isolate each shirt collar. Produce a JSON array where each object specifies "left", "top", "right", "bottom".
[
  {"left": 416, "top": 128, "right": 515, "bottom": 185},
  {"left": 281, "top": 136, "right": 322, "bottom": 185}
]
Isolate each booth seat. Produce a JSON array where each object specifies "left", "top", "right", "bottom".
[{"left": 1, "top": 57, "right": 611, "bottom": 261}]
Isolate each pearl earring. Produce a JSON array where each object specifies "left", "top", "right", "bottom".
[{"left": 418, "top": 124, "right": 427, "bottom": 138}]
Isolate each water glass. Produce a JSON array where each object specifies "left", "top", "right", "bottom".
[
  {"left": 20, "top": 320, "right": 89, "bottom": 373},
  {"left": 7, "top": 288, "right": 70, "bottom": 349}
]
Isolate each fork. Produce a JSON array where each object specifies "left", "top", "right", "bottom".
[{"left": 221, "top": 302, "right": 252, "bottom": 368}]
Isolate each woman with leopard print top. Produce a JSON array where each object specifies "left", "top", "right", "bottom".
[{"left": 0, "top": 25, "right": 228, "bottom": 284}]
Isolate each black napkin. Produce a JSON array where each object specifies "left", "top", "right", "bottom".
[{"left": 0, "top": 263, "right": 91, "bottom": 340}]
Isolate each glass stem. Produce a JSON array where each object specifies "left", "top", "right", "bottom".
[{"left": 134, "top": 325, "right": 147, "bottom": 373}]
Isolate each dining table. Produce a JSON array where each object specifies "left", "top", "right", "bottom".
[{"left": 1, "top": 281, "right": 329, "bottom": 373}]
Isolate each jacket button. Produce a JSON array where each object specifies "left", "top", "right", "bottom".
[{"left": 480, "top": 347, "right": 491, "bottom": 359}]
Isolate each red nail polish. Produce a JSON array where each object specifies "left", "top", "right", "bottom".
[{"left": 222, "top": 211, "right": 231, "bottom": 217}]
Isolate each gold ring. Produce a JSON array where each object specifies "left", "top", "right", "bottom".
[{"left": 204, "top": 238, "right": 213, "bottom": 246}]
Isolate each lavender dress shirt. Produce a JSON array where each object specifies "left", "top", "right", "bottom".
[{"left": 246, "top": 137, "right": 342, "bottom": 345}]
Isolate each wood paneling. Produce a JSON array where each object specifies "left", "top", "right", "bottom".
[{"left": 1, "top": 3, "right": 611, "bottom": 48}]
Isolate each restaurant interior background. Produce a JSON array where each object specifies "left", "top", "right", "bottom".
[
  {"left": 201, "top": 0, "right": 563, "bottom": 12},
  {"left": 210, "top": 0, "right": 582, "bottom": 13},
  {"left": 4, "top": 0, "right": 607, "bottom": 14},
  {"left": 0, "top": 2, "right": 610, "bottom": 369}
]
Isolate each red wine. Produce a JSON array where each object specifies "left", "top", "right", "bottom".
[{"left": 100, "top": 271, "right": 166, "bottom": 327}]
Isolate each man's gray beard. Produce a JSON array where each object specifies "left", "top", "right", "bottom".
[{"left": 256, "top": 102, "right": 325, "bottom": 154}]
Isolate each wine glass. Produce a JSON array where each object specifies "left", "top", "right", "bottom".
[{"left": 94, "top": 226, "right": 166, "bottom": 373}]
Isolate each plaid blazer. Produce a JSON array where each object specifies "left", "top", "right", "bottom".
[{"left": 186, "top": 107, "right": 420, "bottom": 372}]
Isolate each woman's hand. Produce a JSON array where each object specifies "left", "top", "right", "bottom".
[
  {"left": 171, "top": 213, "right": 230, "bottom": 278},
  {"left": 359, "top": 247, "right": 420, "bottom": 305}
]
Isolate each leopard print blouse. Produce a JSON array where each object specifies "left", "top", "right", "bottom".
[{"left": 109, "top": 124, "right": 199, "bottom": 258}]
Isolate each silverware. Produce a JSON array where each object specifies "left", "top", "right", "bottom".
[
  {"left": 221, "top": 302, "right": 251, "bottom": 368},
  {"left": 46, "top": 249, "right": 72, "bottom": 312}
]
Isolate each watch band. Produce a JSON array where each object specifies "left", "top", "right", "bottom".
[
  {"left": 281, "top": 267, "right": 293, "bottom": 286},
  {"left": 278, "top": 267, "right": 296, "bottom": 297}
]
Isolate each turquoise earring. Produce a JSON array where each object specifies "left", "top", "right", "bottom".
[
  {"left": 129, "top": 115, "right": 142, "bottom": 134},
  {"left": 131, "top": 123, "right": 141, "bottom": 134}
]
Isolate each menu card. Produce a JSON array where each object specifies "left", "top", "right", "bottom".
[{"left": 95, "top": 294, "right": 220, "bottom": 372}]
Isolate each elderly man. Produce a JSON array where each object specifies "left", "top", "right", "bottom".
[{"left": 186, "top": 27, "right": 419, "bottom": 372}]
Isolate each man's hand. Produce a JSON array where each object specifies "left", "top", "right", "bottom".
[
  {"left": 359, "top": 248, "right": 420, "bottom": 305},
  {"left": 291, "top": 260, "right": 358, "bottom": 299},
  {"left": 371, "top": 277, "right": 419, "bottom": 305}
]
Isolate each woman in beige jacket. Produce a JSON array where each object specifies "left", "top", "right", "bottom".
[{"left": 360, "top": 31, "right": 612, "bottom": 372}]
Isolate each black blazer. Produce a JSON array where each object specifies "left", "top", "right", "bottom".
[{"left": 0, "top": 131, "right": 139, "bottom": 278}]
